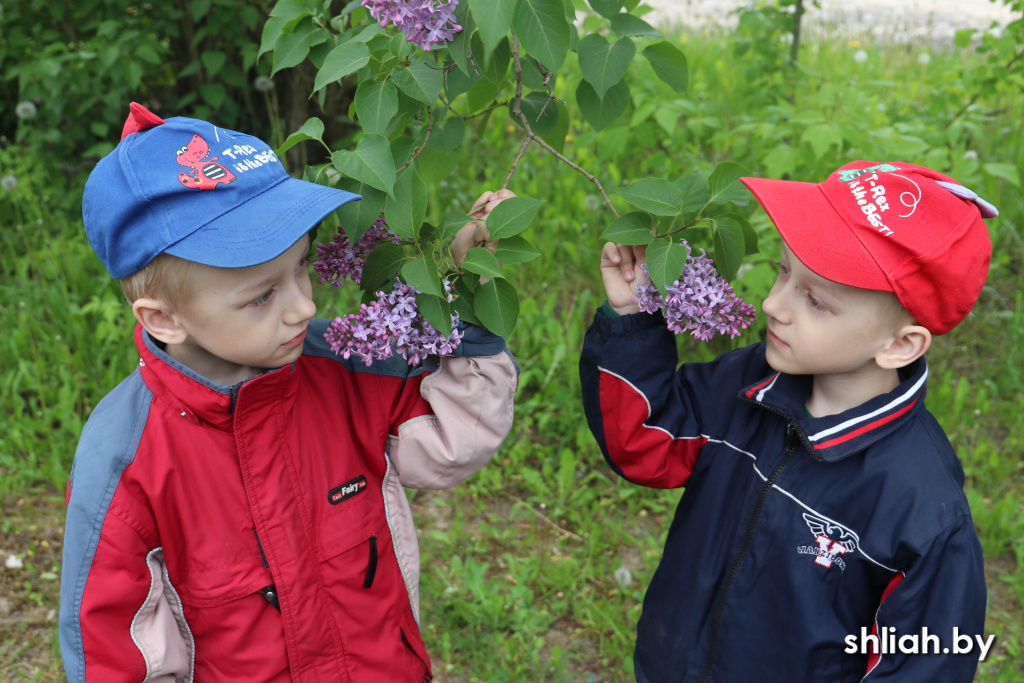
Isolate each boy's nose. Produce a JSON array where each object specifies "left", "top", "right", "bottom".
[
  {"left": 284, "top": 287, "right": 317, "bottom": 324},
  {"left": 761, "top": 283, "right": 786, "bottom": 323}
]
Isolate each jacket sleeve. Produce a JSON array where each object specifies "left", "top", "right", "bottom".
[
  {"left": 60, "top": 383, "right": 192, "bottom": 683},
  {"left": 579, "top": 306, "right": 755, "bottom": 489},
  {"left": 384, "top": 323, "right": 518, "bottom": 489},
  {"left": 861, "top": 516, "right": 988, "bottom": 681}
]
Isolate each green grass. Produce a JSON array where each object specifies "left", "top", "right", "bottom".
[{"left": 2, "top": 15, "right": 1023, "bottom": 682}]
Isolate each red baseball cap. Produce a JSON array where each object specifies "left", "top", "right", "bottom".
[{"left": 741, "top": 161, "right": 997, "bottom": 335}]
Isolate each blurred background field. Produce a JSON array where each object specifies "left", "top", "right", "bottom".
[{"left": 2, "top": 0, "right": 1022, "bottom": 680}]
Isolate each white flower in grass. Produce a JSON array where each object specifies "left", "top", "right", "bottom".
[
  {"left": 614, "top": 566, "right": 633, "bottom": 587},
  {"left": 1, "top": 175, "right": 17, "bottom": 191},
  {"left": 917, "top": 52, "right": 931, "bottom": 65},
  {"left": 963, "top": 150, "right": 979, "bottom": 161},
  {"left": 15, "top": 101, "right": 37, "bottom": 119},
  {"left": 854, "top": 50, "right": 868, "bottom": 63},
  {"left": 5, "top": 555, "right": 23, "bottom": 569},
  {"left": 254, "top": 76, "right": 274, "bottom": 92}
]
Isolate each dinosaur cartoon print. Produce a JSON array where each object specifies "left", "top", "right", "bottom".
[{"left": 176, "top": 134, "right": 236, "bottom": 190}]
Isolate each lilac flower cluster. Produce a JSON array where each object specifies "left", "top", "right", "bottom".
[
  {"left": 633, "top": 243, "right": 757, "bottom": 342},
  {"left": 361, "top": 0, "right": 463, "bottom": 52},
  {"left": 324, "top": 281, "right": 464, "bottom": 366},
  {"left": 314, "top": 217, "right": 403, "bottom": 287}
]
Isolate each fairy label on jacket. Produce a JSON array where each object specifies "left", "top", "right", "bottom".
[
  {"left": 329, "top": 475, "right": 368, "bottom": 505},
  {"left": 797, "top": 513, "right": 858, "bottom": 571}
]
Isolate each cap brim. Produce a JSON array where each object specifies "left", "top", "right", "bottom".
[
  {"left": 164, "top": 177, "right": 360, "bottom": 268},
  {"left": 740, "top": 176, "right": 890, "bottom": 291}
]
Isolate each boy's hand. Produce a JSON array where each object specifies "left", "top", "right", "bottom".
[
  {"left": 451, "top": 189, "right": 516, "bottom": 266},
  {"left": 601, "top": 241, "right": 649, "bottom": 315}
]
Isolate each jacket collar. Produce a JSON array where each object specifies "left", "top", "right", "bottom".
[
  {"left": 739, "top": 357, "right": 928, "bottom": 462},
  {"left": 134, "top": 324, "right": 294, "bottom": 431}
]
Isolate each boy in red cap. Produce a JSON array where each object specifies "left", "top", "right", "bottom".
[
  {"left": 581, "top": 161, "right": 995, "bottom": 682},
  {"left": 60, "top": 103, "right": 519, "bottom": 682}
]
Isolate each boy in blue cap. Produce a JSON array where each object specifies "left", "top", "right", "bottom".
[
  {"left": 60, "top": 102, "right": 518, "bottom": 682},
  {"left": 583, "top": 161, "right": 995, "bottom": 682}
]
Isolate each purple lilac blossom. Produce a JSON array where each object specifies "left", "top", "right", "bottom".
[
  {"left": 361, "top": 0, "right": 463, "bottom": 52},
  {"left": 633, "top": 243, "right": 757, "bottom": 342},
  {"left": 314, "top": 217, "right": 403, "bottom": 287},
  {"left": 324, "top": 281, "right": 464, "bottom": 366}
]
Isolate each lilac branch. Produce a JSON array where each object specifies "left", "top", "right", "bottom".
[{"left": 503, "top": 33, "right": 619, "bottom": 217}]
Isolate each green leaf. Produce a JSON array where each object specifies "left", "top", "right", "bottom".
[
  {"left": 486, "top": 197, "right": 543, "bottom": 239},
  {"left": 384, "top": 170, "right": 428, "bottom": 239},
  {"left": 645, "top": 238, "right": 689, "bottom": 294},
  {"left": 391, "top": 59, "right": 444, "bottom": 106},
  {"left": 610, "top": 13, "right": 660, "bottom": 38},
  {"left": 588, "top": 0, "right": 623, "bottom": 19},
  {"left": 452, "top": 278, "right": 483, "bottom": 326},
  {"left": 461, "top": 247, "right": 503, "bottom": 277},
  {"left": 615, "top": 178, "right": 684, "bottom": 216},
  {"left": 335, "top": 179, "right": 386, "bottom": 240},
  {"left": 313, "top": 41, "right": 371, "bottom": 91},
  {"left": 707, "top": 161, "right": 750, "bottom": 206},
  {"left": 513, "top": 0, "right": 571, "bottom": 71},
  {"left": 272, "top": 23, "right": 314, "bottom": 75},
  {"left": 472, "top": 32, "right": 511, "bottom": 84},
  {"left": 447, "top": 0, "right": 475, "bottom": 75},
  {"left": 259, "top": 17, "right": 286, "bottom": 61},
  {"left": 513, "top": 92, "right": 560, "bottom": 137},
  {"left": 278, "top": 117, "right": 325, "bottom": 155},
  {"left": 801, "top": 123, "right": 843, "bottom": 159},
  {"left": 642, "top": 41, "right": 688, "bottom": 93},
  {"left": 723, "top": 213, "right": 760, "bottom": 256},
  {"left": 983, "top": 162, "right": 1020, "bottom": 187},
  {"left": 577, "top": 34, "right": 635, "bottom": 98},
  {"left": 427, "top": 116, "right": 466, "bottom": 155},
  {"left": 712, "top": 217, "right": 745, "bottom": 280},
  {"left": 201, "top": 50, "right": 226, "bottom": 77},
  {"left": 437, "top": 213, "right": 476, "bottom": 241},
  {"left": 362, "top": 242, "right": 408, "bottom": 292},
  {"left": 354, "top": 80, "right": 399, "bottom": 136},
  {"left": 762, "top": 143, "right": 796, "bottom": 180},
  {"left": 473, "top": 278, "right": 520, "bottom": 338},
  {"left": 576, "top": 79, "right": 629, "bottom": 131},
  {"left": 469, "top": 0, "right": 516, "bottom": 60},
  {"left": 415, "top": 147, "right": 460, "bottom": 183},
  {"left": 601, "top": 211, "right": 655, "bottom": 245},
  {"left": 416, "top": 293, "right": 452, "bottom": 338},
  {"left": 331, "top": 134, "right": 397, "bottom": 196},
  {"left": 674, "top": 173, "right": 710, "bottom": 222},
  {"left": 402, "top": 255, "right": 445, "bottom": 298},
  {"left": 200, "top": 83, "right": 226, "bottom": 110},
  {"left": 493, "top": 235, "right": 541, "bottom": 264}
]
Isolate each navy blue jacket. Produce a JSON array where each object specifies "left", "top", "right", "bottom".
[{"left": 580, "top": 309, "right": 986, "bottom": 683}]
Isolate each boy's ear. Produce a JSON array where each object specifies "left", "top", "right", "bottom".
[
  {"left": 876, "top": 324, "right": 931, "bottom": 370},
  {"left": 132, "top": 297, "right": 189, "bottom": 345}
]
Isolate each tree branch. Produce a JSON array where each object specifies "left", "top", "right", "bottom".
[
  {"left": 502, "top": 33, "right": 619, "bottom": 216},
  {"left": 396, "top": 107, "right": 433, "bottom": 174}
]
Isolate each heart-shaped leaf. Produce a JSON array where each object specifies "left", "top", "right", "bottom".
[
  {"left": 461, "top": 247, "right": 503, "bottom": 277},
  {"left": 313, "top": 41, "right": 370, "bottom": 91},
  {"left": 577, "top": 34, "right": 635, "bottom": 98},
  {"left": 646, "top": 237, "right": 689, "bottom": 294},
  {"left": 601, "top": 211, "right": 656, "bottom": 245},
  {"left": 331, "top": 134, "right": 396, "bottom": 196},
  {"left": 512, "top": 0, "right": 570, "bottom": 71},
  {"left": 575, "top": 79, "right": 629, "bottom": 131},
  {"left": 354, "top": 80, "right": 398, "bottom": 136},
  {"left": 473, "top": 278, "right": 520, "bottom": 338},
  {"left": 615, "top": 178, "right": 684, "bottom": 216},
  {"left": 486, "top": 196, "right": 543, "bottom": 239}
]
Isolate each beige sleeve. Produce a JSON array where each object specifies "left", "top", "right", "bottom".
[{"left": 386, "top": 350, "right": 517, "bottom": 490}]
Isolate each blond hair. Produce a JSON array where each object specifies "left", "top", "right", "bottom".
[{"left": 119, "top": 253, "right": 198, "bottom": 310}]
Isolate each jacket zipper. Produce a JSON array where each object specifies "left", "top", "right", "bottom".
[{"left": 696, "top": 421, "right": 800, "bottom": 683}]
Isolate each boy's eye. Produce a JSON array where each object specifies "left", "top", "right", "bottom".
[
  {"left": 807, "top": 293, "right": 828, "bottom": 312},
  {"left": 297, "top": 254, "right": 310, "bottom": 269},
  {"left": 250, "top": 289, "right": 275, "bottom": 307},
  {"left": 774, "top": 260, "right": 790, "bottom": 276}
]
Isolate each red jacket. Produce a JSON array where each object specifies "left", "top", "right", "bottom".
[{"left": 60, "top": 320, "right": 517, "bottom": 682}]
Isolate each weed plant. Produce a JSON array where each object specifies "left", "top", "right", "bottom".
[{"left": 1, "top": 15, "right": 1022, "bottom": 683}]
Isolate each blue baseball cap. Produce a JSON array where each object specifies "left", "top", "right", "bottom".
[{"left": 83, "top": 102, "right": 361, "bottom": 279}]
